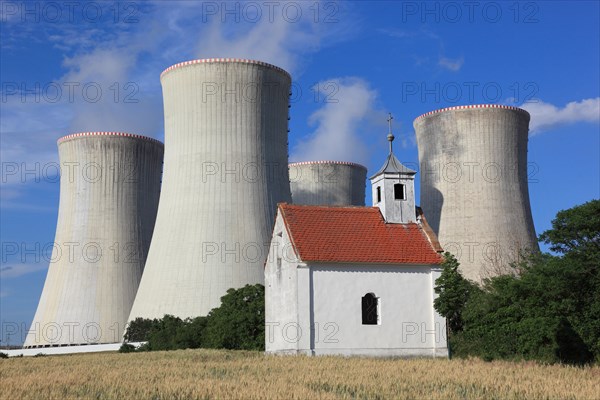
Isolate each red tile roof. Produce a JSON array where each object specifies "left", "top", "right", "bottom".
[{"left": 279, "top": 204, "right": 443, "bottom": 265}]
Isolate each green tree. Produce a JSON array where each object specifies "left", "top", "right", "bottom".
[
  {"left": 433, "top": 252, "right": 479, "bottom": 334},
  {"left": 174, "top": 316, "right": 207, "bottom": 349},
  {"left": 538, "top": 199, "right": 600, "bottom": 360},
  {"left": 539, "top": 199, "right": 600, "bottom": 259},
  {"left": 456, "top": 264, "right": 592, "bottom": 364},
  {"left": 202, "top": 284, "right": 265, "bottom": 351},
  {"left": 125, "top": 315, "right": 207, "bottom": 352},
  {"left": 144, "top": 315, "right": 186, "bottom": 351},
  {"left": 121, "top": 285, "right": 265, "bottom": 352},
  {"left": 434, "top": 199, "right": 600, "bottom": 364},
  {"left": 123, "top": 317, "right": 160, "bottom": 342}
]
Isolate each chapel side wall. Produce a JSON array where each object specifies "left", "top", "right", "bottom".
[{"left": 265, "top": 213, "right": 300, "bottom": 353}]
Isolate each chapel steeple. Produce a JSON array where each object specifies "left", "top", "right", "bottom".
[{"left": 370, "top": 113, "right": 417, "bottom": 223}]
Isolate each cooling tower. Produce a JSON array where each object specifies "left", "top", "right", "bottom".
[
  {"left": 289, "top": 161, "right": 367, "bottom": 206},
  {"left": 128, "top": 58, "right": 292, "bottom": 321},
  {"left": 24, "top": 132, "right": 163, "bottom": 347},
  {"left": 414, "top": 105, "right": 538, "bottom": 281}
]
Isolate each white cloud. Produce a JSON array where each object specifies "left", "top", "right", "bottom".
[
  {"left": 379, "top": 27, "right": 440, "bottom": 41},
  {"left": 1, "top": 1, "right": 353, "bottom": 204},
  {"left": 379, "top": 27, "right": 463, "bottom": 72},
  {"left": 520, "top": 98, "right": 600, "bottom": 134},
  {"left": 400, "top": 131, "right": 418, "bottom": 149},
  {"left": 61, "top": 47, "right": 164, "bottom": 135},
  {"left": 195, "top": 16, "right": 318, "bottom": 74},
  {"left": 190, "top": 1, "right": 353, "bottom": 74},
  {"left": 0, "top": 18, "right": 165, "bottom": 207},
  {"left": 291, "top": 77, "right": 384, "bottom": 165},
  {"left": 0, "top": 97, "right": 70, "bottom": 207},
  {"left": 438, "top": 56, "right": 464, "bottom": 72}
]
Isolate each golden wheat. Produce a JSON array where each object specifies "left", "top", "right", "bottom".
[{"left": 1, "top": 349, "right": 598, "bottom": 399}]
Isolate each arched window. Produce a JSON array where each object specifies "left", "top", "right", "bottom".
[
  {"left": 362, "top": 293, "right": 379, "bottom": 325},
  {"left": 376, "top": 186, "right": 382, "bottom": 203}
]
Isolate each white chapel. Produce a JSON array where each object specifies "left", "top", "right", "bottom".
[{"left": 265, "top": 118, "right": 449, "bottom": 357}]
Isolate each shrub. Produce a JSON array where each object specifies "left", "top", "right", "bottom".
[
  {"left": 124, "top": 317, "right": 160, "bottom": 342},
  {"left": 122, "top": 284, "right": 265, "bottom": 352},
  {"left": 119, "top": 343, "right": 136, "bottom": 353},
  {"left": 202, "top": 284, "right": 265, "bottom": 351}
]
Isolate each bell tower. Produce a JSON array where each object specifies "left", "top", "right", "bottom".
[{"left": 370, "top": 113, "right": 417, "bottom": 223}]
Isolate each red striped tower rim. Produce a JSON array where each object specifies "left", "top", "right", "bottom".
[
  {"left": 413, "top": 104, "right": 530, "bottom": 123},
  {"left": 160, "top": 58, "right": 291, "bottom": 80},
  {"left": 289, "top": 160, "right": 368, "bottom": 170},
  {"left": 57, "top": 132, "right": 164, "bottom": 146}
]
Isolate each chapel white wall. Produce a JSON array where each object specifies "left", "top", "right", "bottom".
[{"left": 264, "top": 212, "right": 301, "bottom": 353}]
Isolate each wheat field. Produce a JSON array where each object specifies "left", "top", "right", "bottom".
[{"left": 1, "top": 349, "right": 598, "bottom": 399}]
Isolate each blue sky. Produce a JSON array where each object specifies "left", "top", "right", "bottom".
[{"left": 1, "top": 1, "right": 599, "bottom": 345}]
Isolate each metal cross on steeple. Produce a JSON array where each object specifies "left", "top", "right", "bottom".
[{"left": 387, "top": 113, "right": 395, "bottom": 154}]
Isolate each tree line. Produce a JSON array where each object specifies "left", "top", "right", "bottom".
[
  {"left": 120, "top": 284, "right": 265, "bottom": 352},
  {"left": 434, "top": 199, "right": 599, "bottom": 364}
]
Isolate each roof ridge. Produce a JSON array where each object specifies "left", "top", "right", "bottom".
[
  {"left": 281, "top": 204, "right": 379, "bottom": 211},
  {"left": 277, "top": 204, "right": 300, "bottom": 261},
  {"left": 417, "top": 208, "right": 444, "bottom": 253},
  {"left": 370, "top": 152, "right": 416, "bottom": 179}
]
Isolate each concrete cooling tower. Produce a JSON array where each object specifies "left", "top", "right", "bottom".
[
  {"left": 128, "top": 58, "right": 292, "bottom": 321},
  {"left": 24, "top": 132, "right": 163, "bottom": 348},
  {"left": 289, "top": 161, "right": 367, "bottom": 206},
  {"left": 414, "top": 105, "right": 538, "bottom": 281}
]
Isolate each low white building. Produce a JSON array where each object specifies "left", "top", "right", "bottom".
[{"left": 265, "top": 130, "right": 448, "bottom": 357}]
